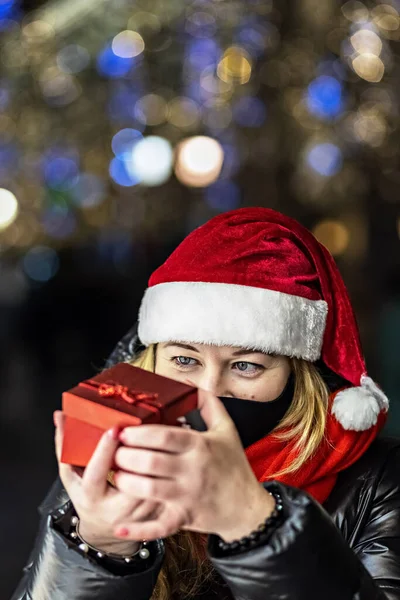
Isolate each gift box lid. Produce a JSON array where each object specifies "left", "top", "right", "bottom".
[{"left": 62, "top": 362, "right": 198, "bottom": 424}]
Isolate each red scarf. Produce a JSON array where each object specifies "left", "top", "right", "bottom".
[{"left": 245, "top": 389, "right": 386, "bottom": 504}]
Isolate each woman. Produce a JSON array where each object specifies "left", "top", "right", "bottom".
[{"left": 12, "top": 207, "right": 400, "bottom": 600}]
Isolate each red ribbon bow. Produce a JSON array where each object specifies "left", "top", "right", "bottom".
[{"left": 80, "top": 379, "right": 161, "bottom": 416}]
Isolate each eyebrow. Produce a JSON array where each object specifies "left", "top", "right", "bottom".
[{"left": 163, "top": 343, "right": 267, "bottom": 357}]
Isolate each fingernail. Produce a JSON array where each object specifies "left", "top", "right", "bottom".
[
  {"left": 107, "top": 426, "right": 121, "bottom": 441},
  {"left": 116, "top": 527, "right": 129, "bottom": 537}
]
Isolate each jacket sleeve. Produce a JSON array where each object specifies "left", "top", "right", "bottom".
[
  {"left": 10, "top": 478, "right": 165, "bottom": 600},
  {"left": 207, "top": 479, "right": 395, "bottom": 600}
]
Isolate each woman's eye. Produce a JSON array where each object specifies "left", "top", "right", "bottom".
[
  {"left": 234, "top": 361, "right": 262, "bottom": 374},
  {"left": 173, "top": 356, "right": 197, "bottom": 368}
]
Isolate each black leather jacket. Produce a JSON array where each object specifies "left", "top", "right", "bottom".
[
  {"left": 10, "top": 437, "right": 400, "bottom": 600},
  {"left": 10, "top": 327, "right": 400, "bottom": 599}
]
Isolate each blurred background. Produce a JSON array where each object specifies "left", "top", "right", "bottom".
[{"left": 1, "top": 0, "right": 399, "bottom": 596}]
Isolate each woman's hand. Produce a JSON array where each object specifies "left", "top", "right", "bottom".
[
  {"left": 112, "top": 389, "right": 275, "bottom": 542},
  {"left": 54, "top": 411, "right": 163, "bottom": 554}
]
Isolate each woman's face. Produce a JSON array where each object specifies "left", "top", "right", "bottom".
[{"left": 155, "top": 342, "right": 291, "bottom": 401}]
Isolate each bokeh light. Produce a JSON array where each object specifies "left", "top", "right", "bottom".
[
  {"left": 313, "top": 219, "right": 350, "bottom": 256},
  {"left": 371, "top": 4, "right": 400, "bottom": 32},
  {"left": 235, "top": 20, "right": 278, "bottom": 58},
  {"left": 217, "top": 46, "right": 252, "bottom": 85},
  {"left": 112, "top": 30, "right": 145, "bottom": 59},
  {"left": 22, "top": 19, "right": 54, "bottom": 41},
  {"left": 306, "top": 76, "right": 344, "bottom": 120},
  {"left": 175, "top": 136, "right": 224, "bottom": 187},
  {"left": 350, "top": 29, "right": 383, "bottom": 55},
  {"left": 341, "top": 1, "right": 369, "bottom": 23},
  {"left": 111, "top": 128, "right": 143, "bottom": 159},
  {"left": 0, "top": 187, "right": 18, "bottom": 230},
  {"left": 134, "top": 94, "right": 167, "bottom": 126},
  {"left": 353, "top": 107, "right": 387, "bottom": 146},
  {"left": 167, "top": 97, "right": 200, "bottom": 129},
  {"left": 109, "top": 157, "right": 140, "bottom": 187},
  {"left": 39, "top": 70, "right": 81, "bottom": 107},
  {"left": 352, "top": 53, "right": 385, "bottom": 82},
  {"left": 129, "top": 136, "right": 173, "bottom": 186},
  {"left": 0, "top": 0, "right": 17, "bottom": 20},
  {"left": 185, "top": 38, "right": 221, "bottom": 71},
  {"left": 22, "top": 245, "right": 59, "bottom": 282},
  {"left": 306, "top": 143, "right": 343, "bottom": 177},
  {"left": 42, "top": 153, "right": 79, "bottom": 191},
  {"left": 97, "top": 43, "right": 135, "bottom": 78}
]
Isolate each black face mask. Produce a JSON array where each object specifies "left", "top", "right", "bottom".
[{"left": 184, "top": 373, "right": 295, "bottom": 449}]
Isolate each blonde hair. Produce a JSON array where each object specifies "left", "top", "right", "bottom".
[{"left": 129, "top": 344, "right": 329, "bottom": 599}]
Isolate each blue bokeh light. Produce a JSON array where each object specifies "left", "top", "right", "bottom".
[
  {"left": 109, "top": 157, "right": 141, "bottom": 187},
  {"left": 22, "top": 246, "right": 59, "bottom": 283},
  {"left": 111, "top": 128, "right": 143, "bottom": 159},
  {"left": 0, "top": 0, "right": 16, "bottom": 18},
  {"left": 234, "top": 17, "right": 272, "bottom": 59},
  {"left": 307, "top": 143, "right": 343, "bottom": 177},
  {"left": 205, "top": 180, "right": 241, "bottom": 212},
  {"left": 43, "top": 156, "right": 79, "bottom": 191},
  {"left": 107, "top": 87, "right": 143, "bottom": 124},
  {"left": 97, "top": 44, "right": 135, "bottom": 78},
  {"left": 306, "top": 76, "right": 344, "bottom": 120},
  {"left": 185, "top": 38, "right": 221, "bottom": 71},
  {"left": 233, "top": 96, "right": 267, "bottom": 127}
]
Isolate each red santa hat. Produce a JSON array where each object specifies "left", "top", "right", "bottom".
[{"left": 138, "top": 207, "right": 388, "bottom": 432}]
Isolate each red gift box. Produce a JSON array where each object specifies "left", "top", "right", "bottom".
[{"left": 61, "top": 363, "right": 198, "bottom": 467}]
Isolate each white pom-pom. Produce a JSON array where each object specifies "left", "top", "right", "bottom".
[{"left": 331, "top": 375, "right": 389, "bottom": 431}]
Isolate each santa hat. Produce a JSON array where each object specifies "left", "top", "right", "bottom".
[{"left": 138, "top": 207, "right": 388, "bottom": 432}]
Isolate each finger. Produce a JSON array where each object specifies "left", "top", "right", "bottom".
[
  {"left": 115, "top": 447, "right": 180, "bottom": 478},
  {"left": 54, "top": 412, "right": 82, "bottom": 493},
  {"left": 197, "top": 388, "right": 233, "bottom": 433},
  {"left": 114, "top": 471, "right": 179, "bottom": 502},
  {"left": 119, "top": 425, "right": 195, "bottom": 453},
  {"left": 54, "top": 410, "right": 65, "bottom": 463},
  {"left": 81, "top": 427, "right": 121, "bottom": 501}
]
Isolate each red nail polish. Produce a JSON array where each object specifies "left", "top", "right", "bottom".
[{"left": 117, "top": 527, "right": 129, "bottom": 537}]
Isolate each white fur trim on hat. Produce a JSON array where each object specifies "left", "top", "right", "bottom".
[
  {"left": 331, "top": 375, "right": 389, "bottom": 431},
  {"left": 138, "top": 281, "right": 328, "bottom": 361}
]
